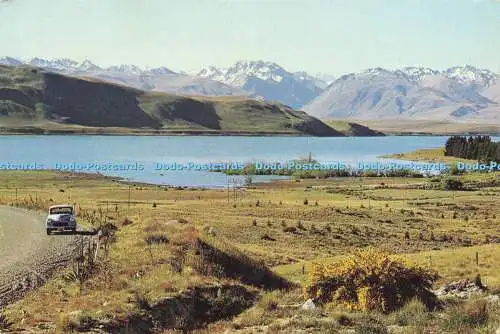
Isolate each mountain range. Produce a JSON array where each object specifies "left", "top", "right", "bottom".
[
  {"left": 304, "top": 66, "right": 500, "bottom": 122},
  {"left": 1, "top": 56, "right": 498, "bottom": 123}
]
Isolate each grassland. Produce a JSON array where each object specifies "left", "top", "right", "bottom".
[
  {"left": 0, "top": 170, "right": 499, "bottom": 333},
  {"left": 380, "top": 147, "right": 476, "bottom": 165}
]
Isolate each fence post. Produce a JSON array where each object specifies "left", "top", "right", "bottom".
[{"left": 475, "top": 252, "right": 479, "bottom": 268}]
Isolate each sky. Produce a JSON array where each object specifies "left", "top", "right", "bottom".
[{"left": 0, "top": 0, "right": 499, "bottom": 75}]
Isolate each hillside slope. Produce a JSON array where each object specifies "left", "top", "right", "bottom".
[
  {"left": 325, "top": 120, "right": 385, "bottom": 136},
  {"left": 0, "top": 65, "right": 342, "bottom": 136}
]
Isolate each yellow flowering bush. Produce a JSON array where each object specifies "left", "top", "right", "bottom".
[{"left": 305, "top": 247, "right": 439, "bottom": 313}]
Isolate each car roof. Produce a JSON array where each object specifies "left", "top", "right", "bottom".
[{"left": 49, "top": 204, "right": 73, "bottom": 209}]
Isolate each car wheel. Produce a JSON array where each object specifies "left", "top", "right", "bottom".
[{"left": 46, "top": 228, "right": 52, "bottom": 235}]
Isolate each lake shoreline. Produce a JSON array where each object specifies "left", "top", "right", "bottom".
[{"left": 2, "top": 129, "right": 499, "bottom": 136}]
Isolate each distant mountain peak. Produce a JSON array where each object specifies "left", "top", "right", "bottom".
[
  {"left": 197, "top": 60, "right": 324, "bottom": 108},
  {"left": 445, "top": 65, "right": 498, "bottom": 87},
  {"left": 107, "top": 64, "right": 143, "bottom": 74},
  {"left": 398, "top": 67, "right": 440, "bottom": 81},
  {"left": 0, "top": 56, "right": 23, "bottom": 66},
  {"left": 78, "top": 60, "right": 101, "bottom": 71},
  {"left": 143, "top": 66, "right": 177, "bottom": 76}
]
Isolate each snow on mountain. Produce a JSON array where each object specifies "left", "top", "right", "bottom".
[
  {"left": 197, "top": 60, "right": 324, "bottom": 108},
  {"left": 197, "top": 66, "right": 225, "bottom": 81},
  {"left": 107, "top": 64, "right": 143, "bottom": 75},
  {"left": 303, "top": 65, "right": 499, "bottom": 123},
  {"left": 0, "top": 56, "right": 23, "bottom": 66},
  {"left": 397, "top": 67, "right": 440, "bottom": 81},
  {"left": 27, "top": 57, "right": 80, "bottom": 71},
  {"left": 0, "top": 57, "right": 245, "bottom": 97},
  {"left": 77, "top": 60, "right": 102, "bottom": 72},
  {"left": 445, "top": 65, "right": 498, "bottom": 89},
  {"left": 143, "top": 66, "right": 177, "bottom": 76}
]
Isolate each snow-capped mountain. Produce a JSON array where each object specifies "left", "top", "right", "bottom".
[
  {"left": 143, "top": 66, "right": 177, "bottom": 76},
  {"left": 107, "top": 64, "right": 143, "bottom": 75},
  {"left": 76, "top": 60, "right": 102, "bottom": 72},
  {"left": 397, "top": 67, "right": 440, "bottom": 82},
  {"left": 197, "top": 60, "right": 325, "bottom": 108},
  {"left": 2, "top": 57, "right": 247, "bottom": 97},
  {"left": 445, "top": 65, "right": 498, "bottom": 89},
  {"left": 0, "top": 56, "right": 23, "bottom": 66},
  {"left": 303, "top": 65, "right": 499, "bottom": 122}
]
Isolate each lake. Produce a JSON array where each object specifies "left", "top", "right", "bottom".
[{"left": 1, "top": 135, "right": 498, "bottom": 188}]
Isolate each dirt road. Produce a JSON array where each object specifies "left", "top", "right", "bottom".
[{"left": 0, "top": 206, "right": 82, "bottom": 306}]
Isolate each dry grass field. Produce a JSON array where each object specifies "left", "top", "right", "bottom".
[{"left": 0, "top": 169, "right": 499, "bottom": 333}]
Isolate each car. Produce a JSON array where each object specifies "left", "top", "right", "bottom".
[{"left": 46, "top": 204, "right": 77, "bottom": 235}]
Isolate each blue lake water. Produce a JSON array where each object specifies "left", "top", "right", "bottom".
[{"left": 1, "top": 135, "right": 498, "bottom": 188}]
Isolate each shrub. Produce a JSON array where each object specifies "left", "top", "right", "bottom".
[
  {"left": 283, "top": 226, "right": 297, "bottom": 233},
  {"left": 0, "top": 310, "right": 13, "bottom": 331},
  {"left": 258, "top": 291, "right": 280, "bottom": 311},
  {"left": 448, "top": 165, "right": 463, "bottom": 176},
  {"left": 261, "top": 233, "right": 276, "bottom": 241},
  {"left": 354, "top": 318, "right": 388, "bottom": 334},
  {"left": 442, "top": 298, "right": 489, "bottom": 331},
  {"left": 121, "top": 217, "right": 133, "bottom": 226},
  {"left": 134, "top": 290, "right": 151, "bottom": 310},
  {"left": 390, "top": 298, "right": 430, "bottom": 326},
  {"left": 56, "top": 313, "right": 75, "bottom": 332},
  {"left": 442, "top": 177, "right": 464, "bottom": 190},
  {"left": 145, "top": 234, "right": 169, "bottom": 245},
  {"left": 305, "top": 247, "right": 439, "bottom": 313},
  {"left": 297, "top": 220, "right": 306, "bottom": 230}
]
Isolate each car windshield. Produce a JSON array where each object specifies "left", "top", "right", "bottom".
[{"left": 49, "top": 207, "right": 73, "bottom": 214}]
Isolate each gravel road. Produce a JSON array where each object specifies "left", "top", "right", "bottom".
[{"left": 0, "top": 205, "right": 84, "bottom": 306}]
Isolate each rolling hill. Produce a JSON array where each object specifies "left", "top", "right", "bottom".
[{"left": 0, "top": 65, "right": 342, "bottom": 136}]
